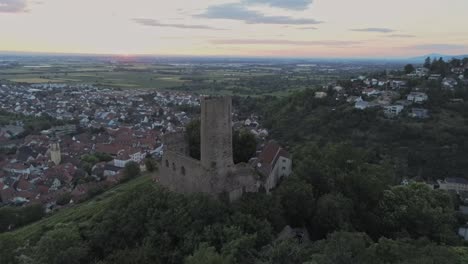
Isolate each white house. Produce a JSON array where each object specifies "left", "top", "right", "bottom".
[
  {"left": 256, "top": 141, "right": 292, "bottom": 193},
  {"left": 438, "top": 177, "right": 468, "bottom": 193},
  {"left": 355, "top": 100, "right": 370, "bottom": 110},
  {"left": 458, "top": 226, "right": 468, "bottom": 241},
  {"left": 315, "top": 92, "right": 327, "bottom": 99},
  {"left": 384, "top": 105, "right": 404, "bottom": 117},
  {"left": 407, "top": 92, "right": 428, "bottom": 103},
  {"left": 113, "top": 149, "right": 144, "bottom": 168}
]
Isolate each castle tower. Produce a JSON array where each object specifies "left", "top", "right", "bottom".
[
  {"left": 200, "top": 96, "right": 234, "bottom": 173},
  {"left": 50, "top": 141, "right": 61, "bottom": 166}
]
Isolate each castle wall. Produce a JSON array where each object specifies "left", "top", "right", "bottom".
[
  {"left": 158, "top": 96, "right": 261, "bottom": 201},
  {"left": 163, "top": 132, "right": 189, "bottom": 155},
  {"left": 200, "top": 96, "right": 234, "bottom": 173},
  {"left": 160, "top": 150, "right": 211, "bottom": 194}
]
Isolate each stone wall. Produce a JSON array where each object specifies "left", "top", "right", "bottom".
[
  {"left": 200, "top": 96, "right": 234, "bottom": 174},
  {"left": 163, "top": 132, "right": 188, "bottom": 155},
  {"left": 159, "top": 150, "right": 211, "bottom": 194}
]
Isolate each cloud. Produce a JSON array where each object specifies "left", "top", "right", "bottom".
[
  {"left": 386, "top": 34, "right": 416, "bottom": 38},
  {"left": 132, "top": 18, "right": 224, "bottom": 30},
  {"left": 0, "top": 0, "right": 27, "bottom": 13},
  {"left": 409, "top": 44, "right": 467, "bottom": 50},
  {"left": 244, "top": 0, "right": 313, "bottom": 10},
  {"left": 299, "top": 26, "right": 318, "bottom": 30},
  {"left": 211, "top": 39, "right": 360, "bottom": 46},
  {"left": 196, "top": 3, "right": 322, "bottom": 25},
  {"left": 350, "top": 28, "right": 395, "bottom": 33}
]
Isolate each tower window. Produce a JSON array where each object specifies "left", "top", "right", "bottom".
[
  {"left": 181, "top": 166, "right": 186, "bottom": 175},
  {"left": 165, "top": 160, "right": 169, "bottom": 167}
]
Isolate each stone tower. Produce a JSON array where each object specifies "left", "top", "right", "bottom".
[
  {"left": 200, "top": 96, "right": 234, "bottom": 173},
  {"left": 50, "top": 141, "right": 61, "bottom": 166}
]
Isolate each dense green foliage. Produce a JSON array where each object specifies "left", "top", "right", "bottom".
[
  {"left": 0, "top": 204, "right": 44, "bottom": 232},
  {"left": 122, "top": 161, "right": 141, "bottom": 181},
  {"left": 252, "top": 88, "right": 468, "bottom": 181},
  {"left": 1, "top": 175, "right": 465, "bottom": 264}
]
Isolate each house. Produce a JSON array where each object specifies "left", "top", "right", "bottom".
[
  {"left": 384, "top": 105, "right": 404, "bottom": 117},
  {"left": 355, "top": 100, "right": 370, "bottom": 110},
  {"left": 103, "top": 164, "right": 121, "bottom": 177},
  {"left": 458, "top": 225, "right": 468, "bottom": 241},
  {"left": 362, "top": 88, "right": 380, "bottom": 97},
  {"left": 415, "top": 68, "right": 429, "bottom": 77},
  {"left": 438, "top": 177, "right": 468, "bottom": 193},
  {"left": 390, "top": 80, "right": 407, "bottom": 89},
  {"left": 410, "top": 108, "right": 429, "bottom": 119},
  {"left": 428, "top": 74, "right": 442, "bottom": 81},
  {"left": 442, "top": 78, "right": 458, "bottom": 89},
  {"left": 315, "top": 92, "right": 327, "bottom": 99},
  {"left": 407, "top": 92, "right": 428, "bottom": 103},
  {"left": 255, "top": 141, "right": 292, "bottom": 193},
  {"left": 347, "top": 96, "right": 362, "bottom": 103},
  {"left": 113, "top": 148, "right": 144, "bottom": 168}
]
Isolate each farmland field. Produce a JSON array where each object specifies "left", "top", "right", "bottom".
[{"left": 0, "top": 59, "right": 364, "bottom": 95}]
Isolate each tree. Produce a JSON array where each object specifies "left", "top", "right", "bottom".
[
  {"left": 185, "top": 243, "right": 231, "bottom": 264},
  {"left": 123, "top": 161, "right": 141, "bottom": 180},
  {"left": 275, "top": 177, "right": 315, "bottom": 228},
  {"left": 232, "top": 129, "right": 257, "bottom": 164},
  {"left": 379, "top": 183, "right": 457, "bottom": 243},
  {"left": 144, "top": 157, "right": 158, "bottom": 172},
  {"left": 0, "top": 204, "right": 44, "bottom": 232},
  {"left": 404, "top": 64, "right": 415, "bottom": 74},
  {"left": 29, "top": 225, "right": 88, "bottom": 264},
  {"left": 424, "top": 57, "right": 431, "bottom": 69},
  {"left": 307, "top": 232, "right": 373, "bottom": 264},
  {"left": 313, "top": 193, "right": 353, "bottom": 238},
  {"left": 186, "top": 119, "right": 201, "bottom": 160},
  {"left": 56, "top": 192, "right": 72, "bottom": 206}
]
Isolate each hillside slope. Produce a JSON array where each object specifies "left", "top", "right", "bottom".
[{"left": 0, "top": 175, "right": 153, "bottom": 244}]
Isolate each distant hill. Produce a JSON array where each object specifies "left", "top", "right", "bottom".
[{"left": 410, "top": 53, "right": 468, "bottom": 61}]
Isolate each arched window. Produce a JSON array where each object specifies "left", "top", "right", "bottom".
[
  {"left": 172, "top": 162, "right": 176, "bottom": 171},
  {"left": 181, "top": 166, "right": 186, "bottom": 175},
  {"left": 165, "top": 160, "right": 169, "bottom": 167}
]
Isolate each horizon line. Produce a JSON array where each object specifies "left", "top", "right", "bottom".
[{"left": 0, "top": 50, "right": 466, "bottom": 61}]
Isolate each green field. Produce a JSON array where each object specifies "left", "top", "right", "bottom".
[{"left": 0, "top": 61, "right": 338, "bottom": 96}]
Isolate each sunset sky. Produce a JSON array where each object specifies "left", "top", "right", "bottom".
[{"left": 1, "top": 0, "right": 468, "bottom": 58}]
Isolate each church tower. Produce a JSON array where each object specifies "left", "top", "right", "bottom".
[{"left": 50, "top": 141, "right": 61, "bottom": 166}]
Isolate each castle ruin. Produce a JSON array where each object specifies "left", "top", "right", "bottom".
[{"left": 159, "top": 96, "right": 259, "bottom": 201}]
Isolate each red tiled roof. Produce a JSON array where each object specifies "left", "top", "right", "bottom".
[
  {"left": 16, "top": 179, "right": 33, "bottom": 191},
  {"left": 95, "top": 143, "right": 124, "bottom": 155},
  {"left": 257, "top": 141, "right": 290, "bottom": 176},
  {"left": 259, "top": 141, "right": 281, "bottom": 165},
  {"left": 16, "top": 190, "right": 37, "bottom": 200},
  {"left": 37, "top": 185, "right": 50, "bottom": 195},
  {"left": 0, "top": 187, "right": 16, "bottom": 202}
]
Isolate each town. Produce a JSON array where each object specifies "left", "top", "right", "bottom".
[{"left": 0, "top": 82, "right": 279, "bottom": 210}]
